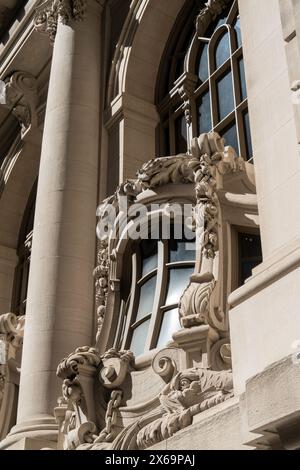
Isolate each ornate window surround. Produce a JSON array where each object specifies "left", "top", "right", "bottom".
[
  {"left": 94, "top": 132, "right": 259, "bottom": 366},
  {"left": 54, "top": 132, "right": 259, "bottom": 450}
]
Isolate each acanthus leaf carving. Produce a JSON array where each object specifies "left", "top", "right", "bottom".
[
  {"left": 0, "top": 71, "right": 39, "bottom": 138},
  {"left": 34, "top": 0, "right": 87, "bottom": 44},
  {"left": 179, "top": 272, "right": 216, "bottom": 328}
]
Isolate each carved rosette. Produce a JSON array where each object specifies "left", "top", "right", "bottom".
[
  {"left": 34, "top": 0, "right": 87, "bottom": 43},
  {"left": 0, "top": 71, "right": 38, "bottom": 137}
]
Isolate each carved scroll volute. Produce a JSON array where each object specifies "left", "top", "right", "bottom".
[
  {"left": 99, "top": 349, "right": 134, "bottom": 390},
  {"left": 0, "top": 72, "right": 39, "bottom": 139},
  {"left": 152, "top": 348, "right": 182, "bottom": 383}
]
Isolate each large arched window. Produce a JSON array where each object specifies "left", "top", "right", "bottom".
[{"left": 156, "top": 0, "right": 252, "bottom": 161}]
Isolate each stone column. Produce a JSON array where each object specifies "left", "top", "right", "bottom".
[{"left": 4, "top": 0, "right": 103, "bottom": 447}]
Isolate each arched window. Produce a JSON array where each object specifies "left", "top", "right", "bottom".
[
  {"left": 156, "top": 0, "right": 252, "bottom": 161},
  {"left": 115, "top": 224, "right": 196, "bottom": 357}
]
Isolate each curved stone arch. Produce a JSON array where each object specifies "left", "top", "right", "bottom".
[
  {"left": 0, "top": 141, "right": 40, "bottom": 250},
  {"left": 108, "top": 0, "right": 186, "bottom": 105},
  {"left": 0, "top": 140, "right": 40, "bottom": 316}
]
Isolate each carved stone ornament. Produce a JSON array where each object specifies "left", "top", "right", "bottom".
[
  {"left": 34, "top": 0, "right": 87, "bottom": 43},
  {"left": 197, "top": 0, "right": 231, "bottom": 34},
  {"left": 56, "top": 346, "right": 134, "bottom": 450},
  {"left": 55, "top": 346, "right": 100, "bottom": 450},
  {"left": 73, "top": 354, "right": 234, "bottom": 450},
  {"left": 136, "top": 366, "right": 234, "bottom": 449},
  {"left": 0, "top": 313, "right": 25, "bottom": 438},
  {"left": 99, "top": 348, "right": 134, "bottom": 389},
  {"left": 94, "top": 131, "right": 245, "bottom": 343},
  {"left": 0, "top": 71, "right": 38, "bottom": 137}
]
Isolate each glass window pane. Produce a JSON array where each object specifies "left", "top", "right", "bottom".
[
  {"left": 197, "top": 91, "right": 212, "bottom": 134},
  {"left": 239, "top": 233, "right": 262, "bottom": 285},
  {"left": 239, "top": 233, "right": 262, "bottom": 259},
  {"left": 175, "top": 114, "right": 187, "bottom": 154},
  {"left": 221, "top": 122, "right": 239, "bottom": 154},
  {"left": 234, "top": 17, "right": 242, "bottom": 49},
  {"left": 163, "top": 124, "right": 170, "bottom": 156},
  {"left": 238, "top": 57, "right": 247, "bottom": 102},
  {"left": 198, "top": 43, "right": 209, "bottom": 82},
  {"left": 130, "top": 319, "right": 150, "bottom": 357},
  {"left": 140, "top": 240, "right": 158, "bottom": 277},
  {"left": 215, "top": 32, "right": 230, "bottom": 69},
  {"left": 136, "top": 275, "right": 157, "bottom": 322},
  {"left": 217, "top": 70, "right": 234, "bottom": 121},
  {"left": 243, "top": 110, "right": 253, "bottom": 159},
  {"left": 165, "top": 267, "right": 194, "bottom": 306},
  {"left": 169, "top": 240, "right": 196, "bottom": 263},
  {"left": 156, "top": 308, "right": 181, "bottom": 349}
]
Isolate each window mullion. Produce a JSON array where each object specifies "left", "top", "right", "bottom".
[
  {"left": 145, "top": 240, "right": 167, "bottom": 351},
  {"left": 122, "top": 251, "right": 138, "bottom": 350}
]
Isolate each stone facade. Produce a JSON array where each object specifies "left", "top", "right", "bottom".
[{"left": 0, "top": 0, "right": 299, "bottom": 451}]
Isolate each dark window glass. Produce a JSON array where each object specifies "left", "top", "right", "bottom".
[
  {"left": 130, "top": 319, "right": 150, "bottom": 356},
  {"left": 217, "top": 71, "right": 235, "bottom": 121},
  {"left": 136, "top": 275, "right": 157, "bottom": 322},
  {"left": 169, "top": 240, "right": 196, "bottom": 263},
  {"left": 198, "top": 43, "right": 209, "bottom": 82},
  {"left": 238, "top": 57, "right": 247, "bottom": 102},
  {"left": 215, "top": 32, "right": 230, "bottom": 69},
  {"left": 165, "top": 267, "right": 194, "bottom": 306},
  {"left": 221, "top": 122, "right": 239, "bottom": 154},
  {"left": 140, "top": 240, "right": 158, "bottom": 278},
  {"left": 234, "top": 17, "right": 242, "bottom": 48},
  {"left": 197, "top": 91, "right": 212, "bottom": 134},
  {"left": 239, "top": 233, "right": 262, "bottom": 285},
  {"left": 243, "top": 110, "right": 253, "bottom": 159},
  {"left": 156, "top": 308, "right": 181, "bottom": 348},
  {"left": 163, "top": 124, "right": 170, "bottom": 156},
  {"left": 175, "top": 114, "right": 187, "bottom": 154}
]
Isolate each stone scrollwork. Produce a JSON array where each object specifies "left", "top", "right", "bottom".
[
  {"left": 197, "top": 0, "right": 231, "bottom": 34},
  {"left": 0, "top": 71, "right": 38, "bottom": 137},
  {"left": 99, "top": 348, "right": 134, "bottom": 389},
  {"left": 34, "top": 0, "right": 87, "bottom": 43},
  {"left": 137, "top": 366, "right": 234, "bottom": 449},
  {"left": 57, "top": 346, "right": 100, "bottom": 380},
  {"left": 179, "top": 272, "right": 216, "bottom": 329},
  {"left": 0, "top": 313, "right": 25, "bottom": 439},
  {"left": 56, "top": 346, "right": 100, "bottom": 450}
]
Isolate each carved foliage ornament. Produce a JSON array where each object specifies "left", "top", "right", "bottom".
[
  {"left": 136, "top": 366, "right": 234, "bottom": 449},
  {"left": 34, "top": 0, "right": 87, "bottom": 43},
  {"left": 94, "top": 132, "right": 244, "bottom": 340},
  {"left": 0, "top": 71, "right": 38, "bottom": 137},
  {"left": 56, "top": 347, "right": 134, "bottom": 450}
]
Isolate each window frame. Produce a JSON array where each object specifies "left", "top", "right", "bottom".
[
  {"left": 119, "top": 228, "right": 196, "bottom": 356},
  {"left": 156, "top": 0, "right": 253, "bottom": 162}
]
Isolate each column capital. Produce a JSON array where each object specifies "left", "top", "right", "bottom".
[{"left": 34, "top": 0, "right": 104, "bottom": 44}]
